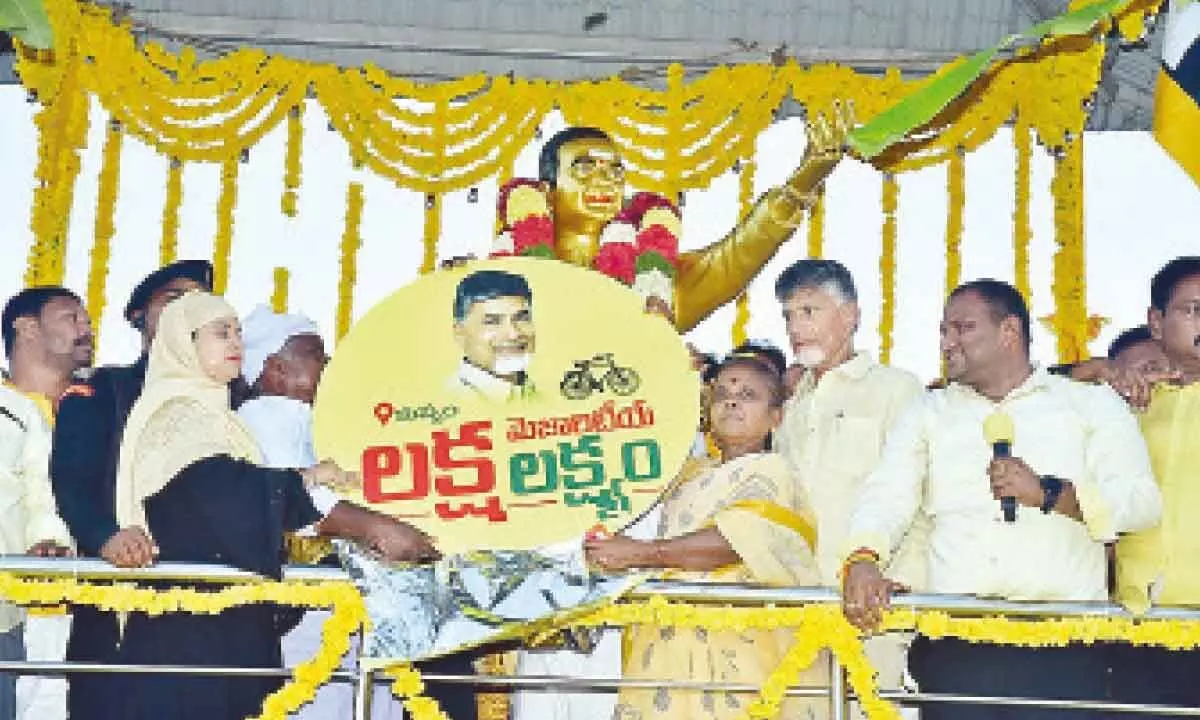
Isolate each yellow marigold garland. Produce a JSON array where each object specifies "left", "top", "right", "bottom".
[
  {"left": 422, "top": 194, "right": 441, "bottom": 275},
  {"left": 731, "top": 157, "right": 756, "bottom": 347},
  {"left": 806, "top": 187, "right": 825, "bottom": 258},
  {"left": 1013, "top": 117, "right": 1033, "bottom": 304},
  {"left": 944, "top": 148, "right": 965, "bottom": 296},
  {"left": 271, "top": 266, "right": 289, "bottom": 313},
  {"left": 17, "top": 0, "right": 1163, "bottom": 370},
  {"left": 160, "top": 157, "right": 183, "bottom": 265},
  {"left": 1046, "top": 139, "right": 1088, "bottom": 363},
  {"left": 384, "top": 665, "right": 452, "bottom": 720},
  {"left": 570, "top": 597, "right": 1200, "bottom": 720},
  {"left": 336, "top": 181, "right": 365, "bottom": 341},
  {"left": 212, "top": 158, "right": 239, "bottom": 295},
  {"left": 85, "top": 120, "right": 123, "bottom": 346},
  {"left": 22, "top": 36, "right": 90, "bottom": 287},
  {"left": 281, "top": 105, "right": 302, "bottom": 218},
  {"left": 879, "top": 174, "right": 898, "bottom": 365},
  {"left": 0, "top": 573, "right": 365, "bottom": 720},
  {"left": 6, "top": 570, "right": 1200, "bottom": 720}
]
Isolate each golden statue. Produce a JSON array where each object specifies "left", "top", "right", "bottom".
[{"left": 535, "top": 103, "right": 852, "bottom": 332}]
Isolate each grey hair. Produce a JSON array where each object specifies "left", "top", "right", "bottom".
[{"left": 774, "top": 259, "right": 857, "bottom": 305}]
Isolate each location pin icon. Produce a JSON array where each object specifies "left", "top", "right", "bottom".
[{"left": 373, "top": 402, "right": 393, "bottom": 426}]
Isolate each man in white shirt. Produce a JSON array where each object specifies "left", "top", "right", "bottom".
[
  {"left": 0, "top": 385, "right": 73, "bottom": 720},
  {"left": 0, "top": 286, "right": 86, "bottom": 720},
  {"left": 447, "top": 269, "right": 537, "bottom": 402},
  {"left": 238, "top": 306, "right": 381, "bottom": 719},
  {"left": 771, "top": 259, "right": 925, "bottom": 717},
  {"left": 238, "top": 305, "right": 326, "bottom": 468},
  {"left": 1, "top": 287, "right": 91, "bottom": 720},
  {"left": 841, "top": 279, "right": 1162, "bottom": 719},
  {"left": 238, "top": 307, "right": 466, "bottom": 719}
]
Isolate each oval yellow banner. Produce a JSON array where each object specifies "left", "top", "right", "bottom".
[{"left": 313, "top": 257, "right": 699, "bottom": 554}]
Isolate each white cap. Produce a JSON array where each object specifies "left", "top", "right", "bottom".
[{"left": 241, "top": 304, "right": 320, "bottom": 384}]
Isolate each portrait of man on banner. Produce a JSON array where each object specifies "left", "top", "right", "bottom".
[{"left": 447, "top": 269, "right": 538, "bottom": 403}]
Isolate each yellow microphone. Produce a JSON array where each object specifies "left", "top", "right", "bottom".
[{"left": 983, "top": 411, "right": 1017, "bottom": 522}]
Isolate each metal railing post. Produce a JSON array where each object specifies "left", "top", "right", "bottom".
[
  {"left": 829, "top": 652, "right": 848, "bottom": 720},
  {"left": 353, "top": 666, "right": 375, "bottom": 720}
]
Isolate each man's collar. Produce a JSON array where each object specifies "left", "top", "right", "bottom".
[
  {"left": 832, "top": 351, "right": 872, "bottom": 380},
  {"left": 948, "top": 365, "right": 1051, "bottom": 403},
  {"left": 809, "top": 351, "right": 872, "bottom": 383},
  {"left": 458, "top": 359, "right": 523, "bottom": 400},
  {"left": 241, "top": 394, "right": 312, "bottom": 414}
]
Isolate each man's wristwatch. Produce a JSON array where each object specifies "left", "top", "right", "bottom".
[{"left": 1039, "top": 475, "right": 1065, "bottom": 514}]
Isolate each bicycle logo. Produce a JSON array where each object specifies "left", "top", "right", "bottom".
[{"left": 559, "top": 353, "right": 641, "bottom": 400}]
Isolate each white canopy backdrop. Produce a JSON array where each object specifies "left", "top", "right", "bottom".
[{"left": 1, "top": 87, "right": 1197, "bottom": 380}]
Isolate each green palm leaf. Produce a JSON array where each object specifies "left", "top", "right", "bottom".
[
  {"left": 0, "top": 0, "right": 53, "bottom": 50},
  {"left": 848, "top": 0, "right": 1131, "bottom": 159}
]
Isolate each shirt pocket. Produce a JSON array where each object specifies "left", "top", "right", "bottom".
[{"left": 822, "top": 415, "right": 883, "bottom": 476}]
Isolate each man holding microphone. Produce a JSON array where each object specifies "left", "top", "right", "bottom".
[{"left": 840, "top": 279, "right": 1161, "bottom": 719}]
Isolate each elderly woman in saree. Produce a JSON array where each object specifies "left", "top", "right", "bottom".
[
  {"left": 107, "top": 290, "right": 438, "bottom": 720},
  {"left": 584, "top": 353, "right": 825, "bottom": 720}
]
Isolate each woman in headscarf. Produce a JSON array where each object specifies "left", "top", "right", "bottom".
[
  {"left": 108, "top": 290, "right": 437, "bottom": 720},
  {"left": 585, "top": 353, "right": 826, "bottom": 720}
]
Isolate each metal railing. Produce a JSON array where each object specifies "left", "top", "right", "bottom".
[{"left": 2, "top": 558, "right": 1199, "bottom": 718}]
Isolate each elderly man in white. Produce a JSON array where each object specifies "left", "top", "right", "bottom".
[{"left": 237, "top": 305, "right": 403, "bottom": 719}]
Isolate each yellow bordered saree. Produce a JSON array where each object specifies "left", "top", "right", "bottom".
[{"left": 615, "top": 452, "right": 829, "bottom": 720}]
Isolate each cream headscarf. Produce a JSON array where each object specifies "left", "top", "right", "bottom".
[{"left": 115, "top": 291, "right": 263, "bottom": 530}]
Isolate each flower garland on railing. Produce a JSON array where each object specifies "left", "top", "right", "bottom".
[
  {"left": 385, "top": 665, "right": 453, "bottom": 720},
  {"left": 879, "top": 174, "right": 898, "bottom": 365},
  {"left": 566, "top": 596, "right": 1200, "bottom": 720},
  {"left": 0, "top": 573, "right": 365, "bottom": 720},
  {"left": 336, "top": 181, "right": 365, "bottom": 341},
  {"left": 8, "top": 569, "right": 1200, "bottom": 720},
  {"left": 160, "top": 157, "right": 183, "bottom": 265},
  {"left": 212, "top": 158, "right": 240, "bottom": 295},
  {"left": 86, "top": 121, "right": 123, "bottom": 347}
]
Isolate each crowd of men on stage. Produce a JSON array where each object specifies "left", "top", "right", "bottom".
[{"left": 0, "top": 253, "right": 1198, "bottom": 719}]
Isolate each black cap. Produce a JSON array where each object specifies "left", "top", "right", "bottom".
[{"left": 123, "top": 260, "right": 214, "bottom": 323}]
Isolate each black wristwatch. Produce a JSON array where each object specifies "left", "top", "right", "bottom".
[{"left": 1039, "top": 475, "right": 1065, "bottom": 514}]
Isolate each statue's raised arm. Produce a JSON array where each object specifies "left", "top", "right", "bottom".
[
  {"left": 673, "top": 101, "right": 854, "bottom": 331},
  {"left": 493, "top": 102, "right": 854, "bottom": 332}
]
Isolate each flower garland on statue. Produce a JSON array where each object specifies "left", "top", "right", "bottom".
[{"left": 492, "top": 179, "right": 682, "bottom": 311}]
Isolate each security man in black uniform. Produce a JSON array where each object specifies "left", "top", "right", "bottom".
[{"left": 50, "top": 260, "right": 212, "bottom": 718}]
